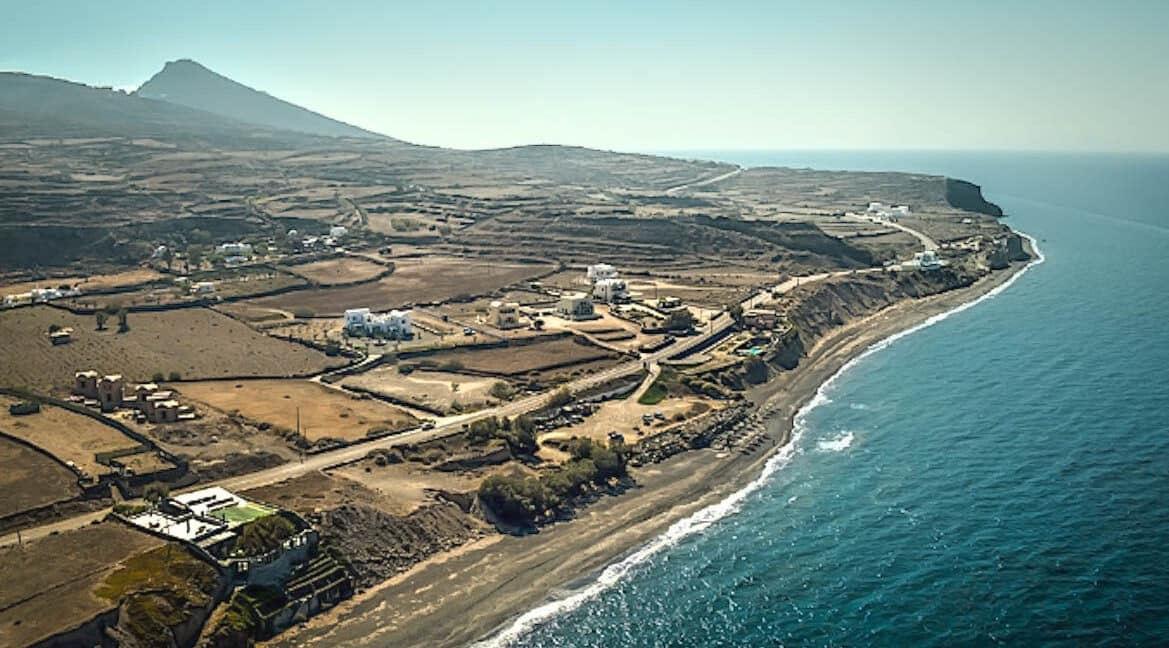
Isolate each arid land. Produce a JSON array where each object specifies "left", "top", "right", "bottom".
[{"left": 0, "top": 68, "right": 1033, "bottom": 648}]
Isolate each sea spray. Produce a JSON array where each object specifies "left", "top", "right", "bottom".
[{"left": 476, "top": 234, "right": 1045, "bottom": 647}]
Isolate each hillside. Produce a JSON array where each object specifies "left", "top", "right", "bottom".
[
  {"left": 137, "top": 59, "right": 387, "bottom": 140},
  {"left": 0, "top": 72, "right": 282, "bottom": 141}
]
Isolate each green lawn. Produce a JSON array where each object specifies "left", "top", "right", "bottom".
[{"left": 213, "top": 503, "right": 275, "bottom": 525}]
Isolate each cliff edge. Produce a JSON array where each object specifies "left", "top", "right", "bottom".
[{"left": 945, "top": 178, "right": 1003, "bottom": 217}]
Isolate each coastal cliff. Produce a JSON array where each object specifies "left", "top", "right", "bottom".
[{"left": 945, "top": 178, "right": 1003, "bottom": 217}]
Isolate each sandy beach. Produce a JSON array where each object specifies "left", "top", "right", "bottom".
[{"left": 271, "top": 258, "right": 1032, "bottom": 648}]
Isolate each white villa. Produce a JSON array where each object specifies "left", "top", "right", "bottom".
[
  {"left": 593, "top": 277, "right": 629, "bottom": 303},
  {"left": 344, "top": 307, "right": 413, "bottom": 338},
  {"left": 586, "top": 263, "right": 619, "bottom": 282},
  {"left": 556, "top": 292, "right": 596, "bottom": 321},
  {"left": 866, "top": 202, "right": 911, "bottom": 220},
  {"left": 216, "top": 241, "right": 253, "bottom": 257},
  {"left": 908, "top": 250, "right": 945, "bottom": 271}
]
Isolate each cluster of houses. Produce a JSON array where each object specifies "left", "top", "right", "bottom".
[
  {"left": 3, "top": 285, "right": 82, "bottom": 308},
  {"left": 343, "top": 307, "right": 413, "bottom": 339},
  {"left": 73, "top": 370, "right": 196, "bottom": 423},
  {"left": 288, "top": 226, "right": 349, "bottom": 252}
]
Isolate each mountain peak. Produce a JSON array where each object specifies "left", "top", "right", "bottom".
[{"left": 136, "top": 59, "right": 387, "bottom": 140}]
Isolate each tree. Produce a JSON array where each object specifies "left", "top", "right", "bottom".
[
  {"left": 490, "top": 381, "right": 515, "bottom": 400},
  {"left": 143, "top": 482, "right": 170, "bottom": 505},
  {"left": 95, "top": 311, "right": 108, "bottom": 331},
  {"left": 48, "top": 323, "right": 61, "bottom": 333},
  {"left": 116, "top": 308, "right": 129, "bottom": 333},
  {"left": 728, "top": 303, "right": 745, "bottom": 327},
  {"left": 547, "top": 388, "right": 573, "bottom": 409}
]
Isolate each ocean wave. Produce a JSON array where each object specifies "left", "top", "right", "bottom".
[
  {"left": 475, "top": 233, "right": 1045, "bottom": 647},
  {"left": 818, "top": 431, "right": 856, "bottom": 452}
]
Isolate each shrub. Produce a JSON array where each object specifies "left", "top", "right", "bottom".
[
  {"left": 490, "top": 381, "right": 516, "bottom": 400},
  {"left": 546, "top": 388, "right": 573, "bottom": 409},
  {"left": 234, "top": 515, "right": 297, "bottom": 556},
  {"left": 152, "top": 372, "right": 166, "bottom": 383},
  {"left": 168, "top": 371, "right": 182, "bottom": 382}
]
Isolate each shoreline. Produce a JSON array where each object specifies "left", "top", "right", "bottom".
[{"left": 274, "top": 243, "right": 1041, "bottom": 648}]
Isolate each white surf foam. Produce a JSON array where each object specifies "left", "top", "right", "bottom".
[
  {"left": 818, "top": 431, "right": 856, "bottom": 452},
  {"left": 475, "top": 232, "right": 1045, "bottom": 647}
]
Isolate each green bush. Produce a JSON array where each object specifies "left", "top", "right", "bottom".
[{"left": 234, "top": 515, "right": 296, "bottom": 556}]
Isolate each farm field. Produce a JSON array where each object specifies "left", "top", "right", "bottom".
[
  {"left": 0, "top": 396, "right": 141, "bottom": 478},
  {"left": 417, "top": 335, "right": 622, "bottom": 379},
  {"left": 0, "top": 436, "right": 79, "bottom": 518},
  {"left": 341, "top": 368, "right": 503, "bottom": 415},
  {"left": 0, "top": 267, "right": 163, "bottom": 295},
  {"left": 286, "top": 257, "right": 389, "bottom": 285},
  {"left": 0, "top": 523, "right": 163, "bottom": 648},
  {"left": 248, "top": 257, "right": 555, "bottom": 315},
  {"left": 178, "top": 379, "right": 419, "bottom": 442},
  {"left": 0, "top": 306, "right": 345, "bottom": 392}
]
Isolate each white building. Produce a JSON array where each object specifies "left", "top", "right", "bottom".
[
  {"left": 593, "top": 277, "right": 629, "bottom": 303},
  {"left": 555, "top": 292, "right": 596, "bottom": 321},
  {"left": 216, "top": 242, "right": 253, "bottom": 257},
  {"left": 489, "top": 301, "right": 522, "bottom": 329},
  {"left": 191, "top": 281, "right": 216, "bottom": 295},
  {"left": 587, "top": 263, "right": 619, "bottom": 282},
  {"left": 866, "top": 202, "right": 911, "bottom": 220},
  {"left": 909, "top": 250, "right": 944, "bottom": 271},
  {"left": 329, "top": 226, "right": 348, "bottom": 238},
  {"left": 344, "top": 307, "right": 413, "bottom": 338}
]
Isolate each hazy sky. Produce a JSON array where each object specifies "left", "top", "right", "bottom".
[{"left": 2, "top": 0, "right": 1167, "bottom": 152}]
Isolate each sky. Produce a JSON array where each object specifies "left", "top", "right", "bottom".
[{"left": 2, "top": 0, "right": 1168, "bottom": 152}]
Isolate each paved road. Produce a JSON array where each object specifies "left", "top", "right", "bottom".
[
  {"left": 665, "top": 166, "right": 743, "bottom": 195},
  {"left": 0, "top": 218, "right": 942, "bottom": 549},
  {"left": 845, "top": 213, "right": 938, "bottom": 251}
]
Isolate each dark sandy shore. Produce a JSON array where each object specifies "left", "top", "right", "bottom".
[{"left": 272, "top": 259, "right": 1031, "bottom": 648}]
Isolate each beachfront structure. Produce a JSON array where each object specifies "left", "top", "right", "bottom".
[
  {"left": 593, "top": 277, "right": 629, "bottom": 303},
  {"left": 489, "top": 301, "right": 523, "bottom": 329},
  {"left": 344, "top": 307, "right": 413, "bottom": 338},
  {"left": 216, "top": 242, "right": 253, "bottom": 257},
  {"left": 587, "top": 263, "right": 619, "bottom": 282},
  {"left": 555, "top": 292, "right": 596, "bottom": 321}
]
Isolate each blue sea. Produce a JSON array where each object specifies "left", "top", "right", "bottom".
[{"left": 488, "top": 151, "right": 1169, "bottom": 646}]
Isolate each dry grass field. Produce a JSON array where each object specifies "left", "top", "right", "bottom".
[
  {"left": 248, "top": 257, "right": 555, "bottom": 315},
  {"left": 342, "top": 368, "right": 501, "bottom": 414},
  {"left": 286, "top": 257, "right": 388, "bottom": 285},
  {"left": 0, "top": 523, "right": 162, "bottom": 647},
  {"left": 0, "top": 267, "right": 163, "bottom": 295},
  {"left": 178, "top": 379, "right": 418, "bottom": 442},
  {"left": 0, "top": 436, "right": 79, "bottom": 518},
  {"left": 420, "top": 336, "right": 621, "bottom": 378},
  {"left": 0, "top": 306, "right": 345, "bottom": 392},
  {"left": 0, "top": 396, "right": 141, "bottom": 477}
]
